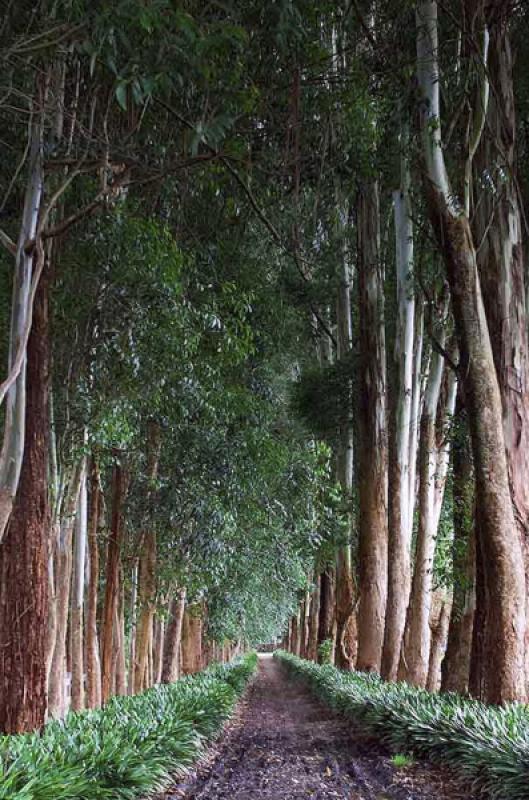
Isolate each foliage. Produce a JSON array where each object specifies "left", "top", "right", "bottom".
[
  {"left": 391, "top": 753, "right": 415, "bottom": 769},
  {"left": 275, "top": 652, "right": 529, "bottom": 800},
  {"left": 317, "top": 639, "right": 333, "bottom": 665},
  {"left": 0, "top": 654, "right": 257, "bottom": 800}
]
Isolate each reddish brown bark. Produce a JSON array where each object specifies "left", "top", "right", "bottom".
[
  {"left": 85, "top": 458, "right": 101, "bottom": 708},
  {"left": 161, "top": 588, "right": 186, "bottom": 683},
  {"left": 0, "top": 267, "right": 50, "bottom": 733},
  {"left": 317, "top": 568, "right": 336, "bottom": 661},
  {"left": 356, "top": 181, "right": 388, "bottom": 672},
  {"left": 425, "top": 189, "right": 526, "bottom": 703},
  {"left": 181, "top": 604, "right": 203, "bottom": 674},
  {"left": 472, "top": 9, "right": 529, "bottom": 695}
]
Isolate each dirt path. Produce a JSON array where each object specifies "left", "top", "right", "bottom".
[{"left": 168, "top": 655, "right": 473, "bottom": 800}]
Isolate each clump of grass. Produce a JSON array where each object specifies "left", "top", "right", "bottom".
[
  {"left": 391, "top": 753, "right": 415, "bottom": 769},
  {"left": 274, "top": 650, "right": 529, "bottom": 800},
  {"left": 0, "top": 652, "right": 257, "bottom": 800}
]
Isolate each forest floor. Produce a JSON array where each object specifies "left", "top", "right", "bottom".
[{"left": 163, "top": 655, "right": 475, "bottom": 800}]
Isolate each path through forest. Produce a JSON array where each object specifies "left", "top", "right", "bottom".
[{"left": 167, "top": 656, "right": 473, "bottom": 800}]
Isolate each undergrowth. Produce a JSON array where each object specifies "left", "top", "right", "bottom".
[
  {"left": 275, "top": 650, "right": 529, "bottom": 799},
  {"left": 0, "top": 652, "right": 257, "bottom": 800}
]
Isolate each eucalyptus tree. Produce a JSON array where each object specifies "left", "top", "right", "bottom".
[{"left": 415, "top": 0, "right": 526, "bottom": 703}]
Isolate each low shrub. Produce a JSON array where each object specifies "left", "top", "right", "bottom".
[
  {"left": 274, "top": 650, "right": 529, "bottom": 800},
  {"left": 0, "top": 653, "right": 257, "bottom": 800}
]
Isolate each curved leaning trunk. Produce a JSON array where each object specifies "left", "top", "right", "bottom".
[
  {"left": 416, "top": 0, "right": 526, "bottom": 703},
  {"left": 472, "top": 13, "right": 529, "bottom": 694},
  {"left": 0, "top": 122, "right": 44, "bottom": 543},
  {"left": 356, "top": 180, "right": 388, "bottom": 673}
]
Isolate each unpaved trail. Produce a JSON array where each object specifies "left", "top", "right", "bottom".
[{"left": 167, "top": 655, "right": 474, "bottom": 800}]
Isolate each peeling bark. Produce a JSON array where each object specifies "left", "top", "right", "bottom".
[
  {"left": 356, "top": 181, "right": 388, "bottom": 672},
  {"left": 0, "top": 268, "right": 49, "bottom": 733}
]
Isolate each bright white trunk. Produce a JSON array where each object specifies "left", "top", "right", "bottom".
[{"left": 0, "top": 124, "right": 43, "bottom": 541}]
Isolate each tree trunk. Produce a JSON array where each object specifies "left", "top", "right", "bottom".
[
  {"left": 472, "top": 9, "right": 529, "bottom": 694},
  {"left": 442, "top": 411, "right": 475, "bottom": 693},
  {"left": 85, "top": 458, "right": 102, "bottom": 708},
  {"left": 335, "top": 259, "right": 356, "bottom": 670},
  {"left": 417, "top": 0, "right": 526, "bottom": 703},
  {"left": 356, "top": 180, "right": 388, "bottom": 672},
  {"left": 114, "top": 574, "right": 127, "bottom": 696},
  {"left": 426, "top": 594, "right": 451, "bottom": 692},
  {"left": 291, "top": 610, "right": 300, "bottom": 657},
  {"left": 0, "top": 119, "right": 44, "bottom": 543},
  {"left": 0, "top": 268, "right": 49, "bottom": 733},
  {"left": 153, "top": 616, "right": 164, "bottom": 684},
  {"left": 181, "top": 604, "right": 203, "bottom": 674},
  {"left": 48, "top": 464, "right": 82, "bottom": 718},
  {"left": 383, "top": 165, "right": 416, "bottom": 682},
  {"left": 317, "top": 568, "right": 336, "bottom": 661},
  {"left": 133, "top": 421, "right": 161, "bottom": 693},
  {"left": 400, "top": 339, "right": 457, "bottom": 687},
  {"left": 128, "top": 560, "right": 138, "bottom": 694},
  {"left": 307, "top": 578, "right": 320, "bottom": 662},
  {"left": 162, "top": 588, "right": 186, "bottom": 683},
  {"left": 100, "top": 457, "right": 126, "bottom": 704},
  {"left": 133, "top": 531, "right": 156, "bottom": 692},
  {"left": 71, "top": 459, "right": 87, "bottom": 711}
]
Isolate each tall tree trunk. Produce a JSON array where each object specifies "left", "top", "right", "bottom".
[
  {"left": 416, "top": 0, "right": 526, "bottom": 702},
  {"left": 181, "top": 604, "right": 203, "bottom": 675},
  {"left": 426, "top": 593, "right": 451, "bottom": 692},
  {"left": 133, "top": 531, "right": 156, "bottom": 692},
  {"left": 317, "top": 568, "right": 336, "bottom": 661},
  {"left": 0, "top": 268, "right": 49, "bottom": 733},
  {"left": 442, "top": 410, "right": 475, "bottom": 693},
  {"left": 133, "top": 421, "right": 161, "bottom": 693},
  {"left": 48, "top": 464, "right": 82, "bottom": 718},
  {"left": 162, "top": 588, "right": 186, "bottom": 683},
  {"left": 335, "top": 258, "right": 356, "bottom": 670},
  {"left": 71, "top": 458, "right": 87, "bottom": 711},
  {"left": 291, "top": 610, "right": 300, "bottom": 657},
  {"left": 0, "top": 118, "right": 44, "bottom": 542},
  {"left": 85, "top": 458, "right": 102, "bottom": 708},
  {"left": 153, "top": 615, "right": 164, "bottom": 684},
  {"left": 383, "top": 158, "right": 416, "bottom": 682},
  {"left": 356, "top": 181, "right": 388, "bottom": 672},
  {"left": 307, "top": 578, "right": 320, "bottom": 662},
  {"left": 114, "top": 574, "right": 127, "bottom": 696},
  {"left": 128, "top": 560, "right": 138, "bottom": 694},
  {"left": 472, "top": 8, "right": 529, "bottom": 694},
  {"left": 101, "top": 457, "right": 126, "bottom": 704},
  {"left": 400, "top": 343, "right": 457, "bottom": 687}
]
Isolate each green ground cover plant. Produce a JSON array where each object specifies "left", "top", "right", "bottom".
[
  {"left": 275, "top": 651, "right": 529, "bottom": 799},
  {"left": 0, "top": 653, "right": 257, "bottom": 800}
]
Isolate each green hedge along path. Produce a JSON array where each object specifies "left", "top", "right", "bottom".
[
  {"left": 0, "top": 653, "right": 257, "bottom": 800},
  {"left": 276, "top": 651, "right": 529, "bottom": 800}
]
